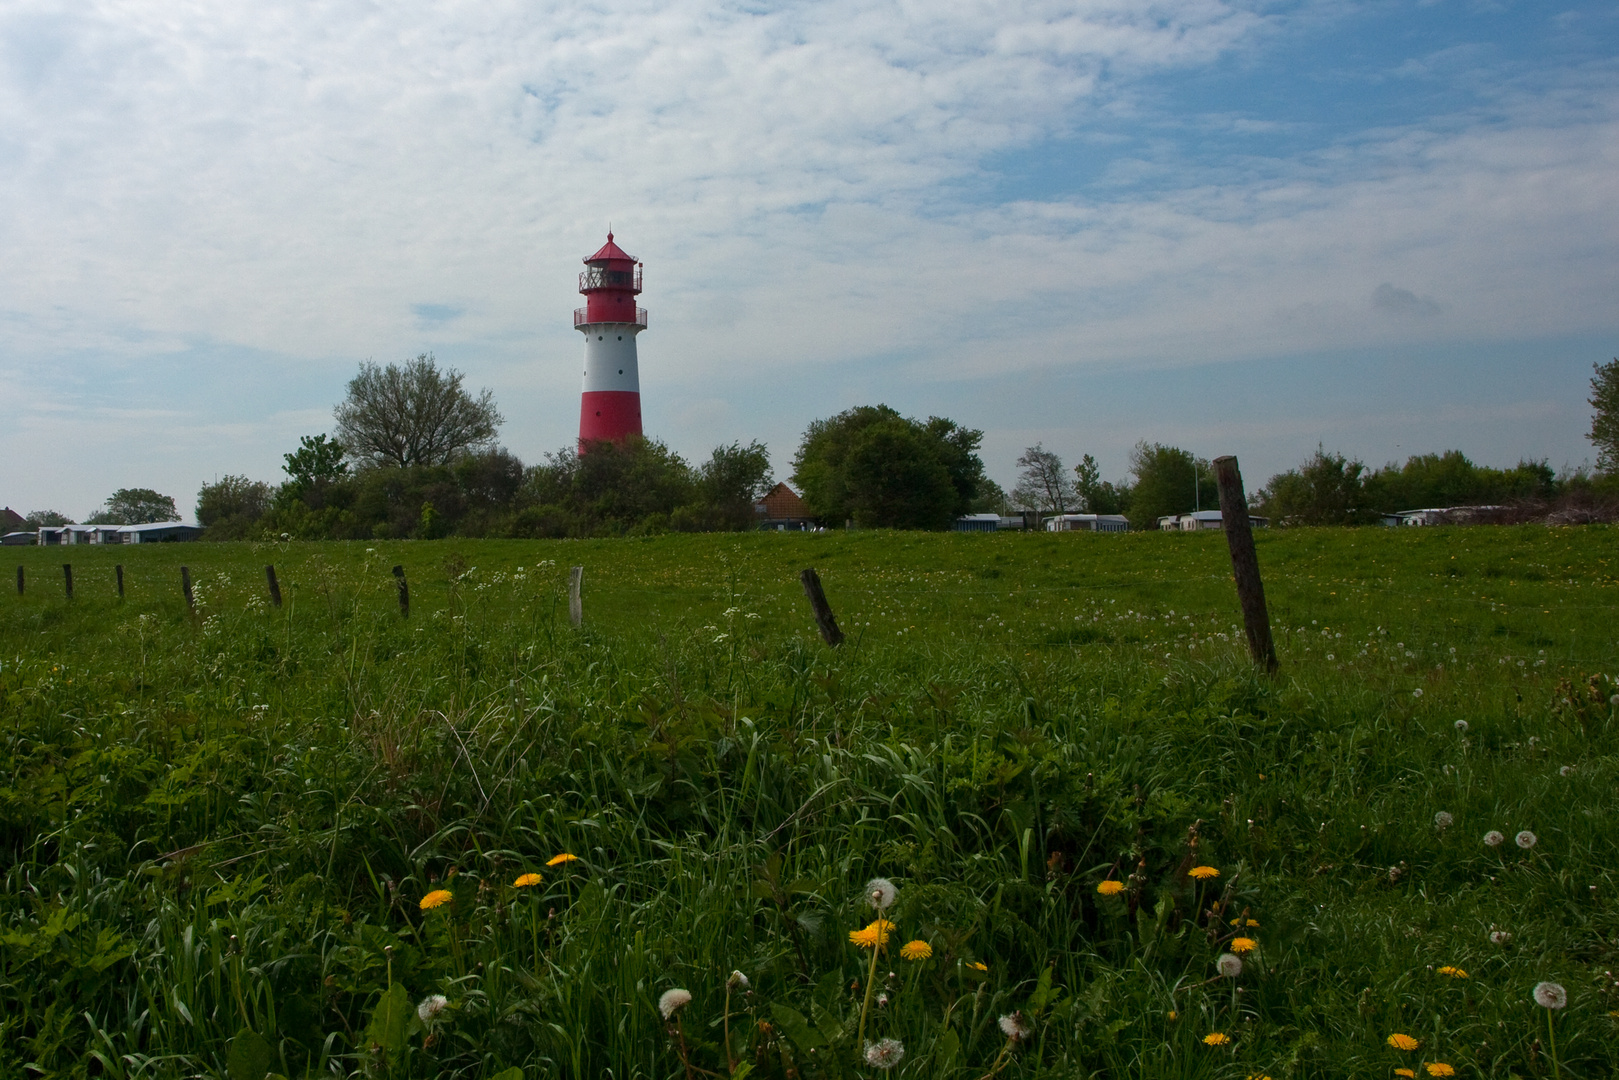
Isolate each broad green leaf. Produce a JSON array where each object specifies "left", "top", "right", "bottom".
[{"left": 227, "top": 1027, "right": 272, "bottom": 1080}]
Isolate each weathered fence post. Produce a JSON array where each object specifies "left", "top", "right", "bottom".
[
  {"left": 63, "top": 563, "right": 73, "bottom": 600},
  {"left": 568, "top": 566, "right": 583, "bottom": 628},
  {"left": 392, "top": 565, "right": 410, "bottom": 619},
  {"left": 180, "top": 566, "right": 195, "bottom": 613},
  {"left": 116, "top": 564, "right": 125, "bottom": 598},
  {"left": 15, "top": 566, "right": 22, "bottom": 596},
  {"left": 265, "top": 565, "right": 282, "bottom": 607},
  {"left": 1213, "top": 455, "right": 1278, "bottom": 674},
  {"left": 798, "top": 568, "right": 845, "bottom": 647}
]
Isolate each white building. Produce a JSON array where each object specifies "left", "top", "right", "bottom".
[{"left": 1045, "top": 514, "right": 1130, "bottom": 533}]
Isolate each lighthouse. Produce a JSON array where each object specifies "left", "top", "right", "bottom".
[{"left": 575, "top": 232, "right": 647, "bottom": 448}]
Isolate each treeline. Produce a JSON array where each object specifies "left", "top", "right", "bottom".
[
  {"left": 200, "top": 436, "right": 774, "bottom": 541},
  {"left": 1253, "top": 448, "right": 1616, "bottom": 526}
]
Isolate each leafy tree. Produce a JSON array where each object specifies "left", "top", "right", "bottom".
[
  {"left": 696, "top": 441, "right": 773, "bottom": 530},
  {"left": 792, "top": 405, "right": 984, "bottom": 529},
  {"left": 196, "top": 475, "right": 274, "bottom": 538},
  {"left": 22, "top": 510, "right": 73, "bottom": 528},
  {"left": 334, "top": 354, "right": 503, "bottom": 468},
  {"left": 1126, "top": 443, "right": 1209, "bottom": 530},
  {"left": 1257, "top": 447, "right": 1374, "bottom": 526},
  {"left": 89, "top": 488, "right": 179, "bottom": 525},
  {"left": 970, "top": 477, "right": 1011, "bottom": 514},
  {"left": 284, "top": 434, "right": 349, "bottom": 489},
  {"left": 1588, "top": 357, "right": 1619, "bottom": 472},
  {"left": 1073, "top": 454, "right": 1130, "bottom": 515},
  {"left": 1362, "top": 451, "right": 1554, "bottom": 511},
  {"left": 1012, "top": 443, "right": 1076, "bottom": 513}
]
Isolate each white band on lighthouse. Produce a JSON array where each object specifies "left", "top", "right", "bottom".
[{"left": 579, "top": 325, "right": 642, "bottom": 394}]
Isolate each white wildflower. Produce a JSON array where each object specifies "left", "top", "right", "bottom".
[
  {"left": 1218, "top": 953, "right": 1243, "bottom": 978},
  {"left": 417, "top": 994, "right": 448, "bottom": 1022},
  {"left": 1559, "top": 765, "right": 1574, "bottom": 776},
  {"left": 1532, "top": 981, "right": 1567, "bottom": 1009},
  {"left": 658, "top": 988, "right": 692, "bottom": 1020},
  {"left": 1516, "top": 830, "right": 1538, "bottom": 849},
  {"left": 863, "top": 1038, "right": 905, "bottom": 1069},
  {"left": 1483, "top": 830, "right": 1505, "bottom": 847},
  {"left": 865, "top": 877, "right": 897, "bottom": 910},
  {"left": 1433, "top": 811, "right": 1453, "bottom": 831},
  {"left": 1490, "top": 930, "right": 1512, "bottom": 944},
  {"left": 1454, "top": 719, "right": 1469, "bottom": 733},
  {"left": 726, "top": 970, "right": 749, "bottom": 992}
]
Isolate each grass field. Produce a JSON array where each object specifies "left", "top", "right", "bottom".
[{"left": 3, "top": 526, "right": 1617, "bottom": 1079}]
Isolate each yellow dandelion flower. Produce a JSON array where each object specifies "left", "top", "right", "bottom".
[
  {"left": 1202, "top": 1032, "right": 1229, "bottom": 1046},
  {"left": 1097, "top": 879, "right": 1126, "bottom": 897},
  {"left": 1387, "top": 1034, "right": 1419, "bottom": 1051},
  {"left": 419, "top": 889, "right": 453, "bottom": 910},
  {"left": 847, "top": 918, "right": 895, "bottom": 949},
  {"left": 513, "top": 872, "right": 542, "bottom": 888},
  {"left": 1247, "top": 1075, "right": 1273, "bottom": 1080},
  {"left": 546, "top": 853, "right": 579, "bottom": 867},
  {"left": 1436, "top": 966, "right": 1468, "bottom": 979},
  {"left": 1188, "top": 866, "right": 1220, "bottom": 880},
  {"left": 1395, "top": 1070, "right": 1416, "bottom": 1079},
  {"left": 967, "top": 960, "right": 988, "bottom": 972},
  {"left": 900, "top": 940, "right": 932, "bottom": 961},
  {"left": 1425, "top": 1065, "right": 1455, "bottom": 1078},
  {"left": 1231, "top": 937, "right": 1258, "bottom": 953},
  {"left": 1167, "top": 1011, "right": 1178, "bottom": 1021},
  {"left": 1229, "top": 917, "right": 1260, "bottom": 927}
]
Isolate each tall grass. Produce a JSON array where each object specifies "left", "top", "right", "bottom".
[{"left": 2, "top": 527, "right": 1616, "bottom": 1078}]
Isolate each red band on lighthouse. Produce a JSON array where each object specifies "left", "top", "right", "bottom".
[{"left": 575, "top": 232, "right": 646, "bottom": 451}]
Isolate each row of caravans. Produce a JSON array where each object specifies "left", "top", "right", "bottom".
[{"left": 2, "top": 522, "right": 204, "bottom": 545}]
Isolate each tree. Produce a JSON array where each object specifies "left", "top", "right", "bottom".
[
  {"left": 791, "top": 405, "right": 985, "bottom": 529},
  {"left": 89, "top": 488, "right": 179, "bottom": 524},
  {"left": 1589, "top": 358, "right": 1619, "bottom": 472},
  {"left": 284, "top": 434, "right": 348, "bottom": 488},
  {"left": 697, "top": 441, "right": 773, "bottom": 530},
  {"left": 23, "top": 510, "right": 73, "bottom": 528},
  {"left": 1256, "top": 447, "right": 1372, "bottom": 526},
  {"left": 1012, "top": 443, "right": 1076, "bottom": 513},
  {"left": 334, "top": 354, "right": 503, "bottom": 468},
  {"left": 1126, "top": 443, "right": 1209, "bottom": 529},
  {"left": 196, "top": 475, "right": 273, "bottom": 537},
  {"left": 1073, "top": 454, "right": 1129, "bottom": 515}
]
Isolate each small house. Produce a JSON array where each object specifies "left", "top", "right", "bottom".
[
  {"left": 1045, "top": 514, "right": 1130, "bottom": 533},
  {"left": 953, "top": 513, "right": 1002, "bottom": 533},
  {"left": 1, "top": 532, "right": 36, "bottom": 546},
  {"left": 118, "top": 522, "right": 204, "bottom": 543},
  {"left": 755, "top": 483, "right": 814, "bottom": 531}
]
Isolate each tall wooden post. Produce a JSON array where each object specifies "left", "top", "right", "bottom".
[
  {"left": 180, "top": 566, "right": 195, "bottom": 613},
  {"left": 15, "top": 566, "right": 22, "bottom": 596},
  {"left": 265, "top": 565, "right": 282, "bottom": 607},
  {"left": 63, "top": 563, "right": 73, "bottom": 600},
  {"left": 798, "top": 568, "right": 844, "bottom": 647},
  {"left": 568, "top": 566, "right": 583, "bottom": 628},
  {"left": 1212, "top": 456, "right": 1278, "bottom": 673},
  {"left": 116, "top": 565, "right": 125, "bottom": 598},
  {"left": 392, "top": 565, "right": 410, "bottom": 618}
]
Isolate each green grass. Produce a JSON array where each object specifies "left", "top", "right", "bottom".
[{"left": 2, "top": 526, "right": 1617, "bottom": 1079}]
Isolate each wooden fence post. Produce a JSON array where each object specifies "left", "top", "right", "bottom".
[
  {"left": 63, "top": 563, "right": 73, "bottom": 600},
  {"left": 116, "top": 565, "right": 125, "bottom": 598},
  {"left": 265, "top": 565, "right": 282, "bottom": 607},
  {"left": 568, "top": 566, "right": 583, "bottom": 628},
  {"left": 180, "top": 566, "right": 195, "bottom": 613},
  {"left": 392, "top": 565, "right": 410, "bottom": 618},
  {"left": 798, "top": 568, "right": 845, "bottom": 647},
  {"left": 1212, "top": 455, "right": 1278, "bottom": 674},
  {"left": 15, "top": 566, "right": 22, "bottom": 596}
]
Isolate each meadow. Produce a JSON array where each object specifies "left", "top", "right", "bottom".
[{"left": 2, "top": 525, "right": 1616, "bottom": 1080}]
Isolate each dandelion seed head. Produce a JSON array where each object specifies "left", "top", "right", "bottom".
[
  {"left": 998, "top": 1011, "right": 1033, "bottom": 1041},
  {"left": 1516, "top": 830, "right": 1538, "bottom": 849},
  {"left": 1560, "top": 765, "right": 1574, "bottom": 776},
  {"left": 865, "top": 877, "right": 897, "bottom": 910},
  {"left": 1454, "top": 719, "right": 1469, "bottom": 733},
  {"left": 1483, "top": 830, "right": 1505, "bottom": 847},
  {"left": 416, "top": 994, "right": 448, "bottom": 1022},
  {"left": 863, "top": 1038, "right": 905, "bottom": 1069},
  {"left": 1433, "top": 811, "right": 1453, "bottom": 830},
  {"left": 658, "top": 988, "right": 692, "bottom": 1019},
  {"left": 1490, "top": 930, "right": 1512, "bottom": 944},
  {"left": 1217, "top": 953, "right": 1243, "bottom": 978},
  {"left": 1533, "top": 981, "right": 1567, "bottom": 1009},
  {"left": 726, "top": 970, "right": 749, "bottom": 991}
]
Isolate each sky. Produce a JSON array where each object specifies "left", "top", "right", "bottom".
[{"left": 2, "top": 0, "right": 1616, "bottom": 520}]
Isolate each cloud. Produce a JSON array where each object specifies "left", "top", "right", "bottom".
[{"left": 1371, "top": 283, "right": 1442, "bottom": 318}]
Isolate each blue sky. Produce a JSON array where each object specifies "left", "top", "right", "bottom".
[{"left": 2, "top": 0, "right": 1616, "bottom": 519}]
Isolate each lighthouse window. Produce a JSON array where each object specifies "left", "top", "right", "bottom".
[
  {"left": 618, "top": 369, "right": 623, "bottom": 374},
  {"left": 597, "top": 335, "right": 603, "bottom": 340},
  {"left": 617, "top": 335, "right": 622, "bottom": 340}
]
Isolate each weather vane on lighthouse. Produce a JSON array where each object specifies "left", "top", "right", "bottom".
[{"left": 574, "top": 231, "right": 647, "bottom": 450}]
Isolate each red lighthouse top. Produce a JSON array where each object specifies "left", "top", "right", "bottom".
[{"left": 576, "top": 231, "right": 645, "bottom": 326}]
